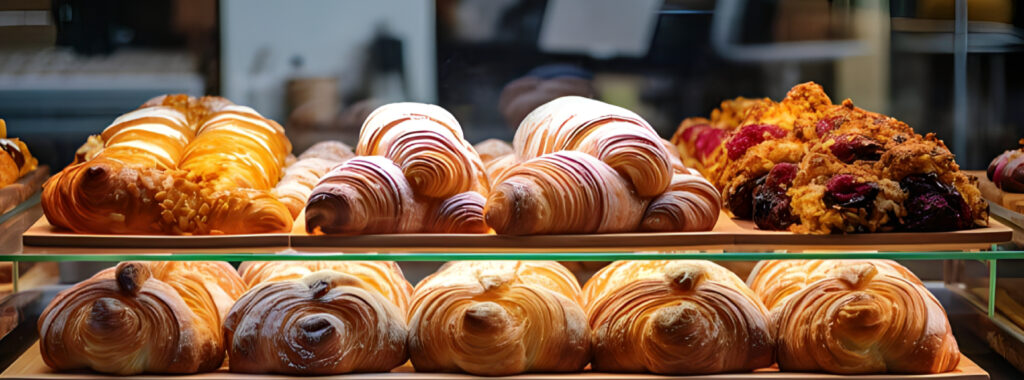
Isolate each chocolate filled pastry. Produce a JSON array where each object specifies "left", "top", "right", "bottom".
[
  {"left": 224, "top": 270, "right": 408, "bottom": 374},
  {"left": 583, "top": 260, "right": 773, "bottom": 374},
  {"left": 407, "top": 261, "right": 590, "bottom": 375},
  {"left": 38, "top": 261, "right": 245, "bottom": 375}
]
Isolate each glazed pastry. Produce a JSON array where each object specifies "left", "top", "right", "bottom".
[
  {"left": 305, "top": 102, "right": 489, "bottom": 234},
  {"left": 746, "top": 259, "right": 920, "bottom": 310},
  {"left": 641, "top": 169, "right": 721, "bottom": 232},
  {"left": 583, "top": 260, "right": 773, "bottom": 374},
  {"left": 224, "top": 271, "right": 408, "bottom": 374},
  {"left": 238, "top": 261, "right": 413, "bottom": 313},
  {"left": 988, "top": 139, "right": 1024, "bottom": 193},
  {"left": 672, "top": 82, "right": 987, "bottom": 234},
  {"left": 407, "top": 261, "right": 590, "bottom": 375},
  {"left": 514, "top": 96, "right": 673, "bottom": 197},
  {"left": 768, "top": 261, "right": 960, "bottom": 373},
  {"left": 38, "top": 261, "right": 244, "bottom": 375},
  {"left": 42, "top": 95, "right": 295, "bottom": 234},
  {"left": 485, "top": 151, "right": 647, "bottom": 234},
  {"left": 0, "top": 119, "right": 39, "bottom": 187},
  {"left": 272, "top": 142, "right": 353, "bottom": 218}
]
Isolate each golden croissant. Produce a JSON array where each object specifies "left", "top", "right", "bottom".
[
  {"left": 473, "top": 138, "right": 514, "bottom": 164},
  {"left": 514, "top": 96, "right": 673, "bottom": 197},
  {"left": 407, "top": 261, "right": 590, "bottom": 375},
  {"left": 583, "top": 260, "right": 773, "bottom": 374},
  {"left": 305, "top": 102, "right": 489, "bottom": 234},
  {"left": 42, "top": 95, "right": 294, "bottom": 234},
  {"left": 38, "top": 261, "right": 245, "bottom": 375},
  {"left": 767, "top": 261, "right": 960, "bottom": 373},
  {"left": 485, "top": 151, "right": 647, "bottom": 234},
  {"left": 238, "top": 261, "right": 413, "bottom": 314},
  {"left": 641, "top": 169, "right": 721, "bottom": 232},
  {"left": 224, "top": 270, "right": 408, "bottom": 374},
  {"left": 747, "top": 259, "right": 921, "bottom": 310}
]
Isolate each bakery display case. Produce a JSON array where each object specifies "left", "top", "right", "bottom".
[{"left": 3, "top": 0, "right": 1024, "bottom": 379}]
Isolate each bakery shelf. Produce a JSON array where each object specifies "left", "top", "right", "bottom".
[{"left": 3, "top": 250, "right": 1024, "bottom": 263}]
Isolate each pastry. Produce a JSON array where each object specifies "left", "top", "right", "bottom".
[
  {"left": 38, "top": 261, "right": 244, "bottom": 375},
  {"left": 224, "top": 270, "right": 408, "bottom": 374},
  {"left": 238, "top": 261, "right": 412, "bottom": 313},
  {"left": 305, "top": 102, "right": 489, "bottom": 234},
  {"left": 485, "top": 151, "right": 647, "bottom": 234},
  {"left": 583, "top": 260, "right": 773, "bottom": 374},
  {"left": 751, "top": 260, "right": 960, "bottom": 373},
  {"left": 407, "top": 261, "right": 590, "bottom": 375},
  {"left": 672, "top": 82, "right": 987, "bottom": 234},
  {"left": 272, "top": 142, "right": 353, "bottom": 217},
  {"left": 746, "top": 259, "right": 920, "bottom": 310},
  {"left": 513, "top": 96, "right": 673, "bottom": 197},
  {"left": 485, "top": 96, "right": 721, "bottom": 234},
  {"left": 988, "top": 139, "right": 1024, "bottom": 193},
  {"left": 42, "top": 95, "right": 295, "bottom": 234},
  {"left": 0, "top": 119, "right": 39, "bottom": 187},
  {"left": 473, "top": 138, "right": 514, "bottom": 164}
]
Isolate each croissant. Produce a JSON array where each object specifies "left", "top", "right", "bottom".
[
  {"left": 224, "top": 270, "right": 408, "bottom": 374},
  {"left": 305, "top": 102, "right": 489, "bottom": 234},
  {"left": 43, "top": 95, "right": 295, "bottom": 234},
  {"left": 474, "top": 138, "right": 514, "bottom": 164},
  {"left": 514, "top": 96, "right": 673, "bottom": 197},
  {"left": 407, "top": 261, "right": 590, "bottom": 375},
  {"left": 746, "top": 259, "right": 921, "bottom": 310},
  {"left": 238, "top": 261, "right": 413, "bottom": 314},
  {"left": 583, "top": 260, "right": 773, "bottom": 374},
  {"left": 485, "top": 151, "right": 647, "bottom": 234},
  {"left": 38, "top": 261, "right": 244, "bottom": 375},
  {"left": 767, "top": 261, "right": 960, "bottom": 373},
  {"left": 358, "top": 102, "right": 489, "bottom": 198},
  {"left": 299, "top": 140, "right": 355, "bottom": 162},
  {"left": 0, "top": 119, "right": 39, "bottom": 187},
  {"left": 482, "top": 154, "right": 518, "bottom": 185},
  {"left": 641, "top": 169, "right": 721, "bottom": 232}
]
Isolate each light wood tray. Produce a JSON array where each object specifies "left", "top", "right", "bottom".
[
  {"left": 21, "top": 210, "right": 1012, "bottom": 251},
  {"left": 0, "top": 342, "right": 989, "bottom": 380},
  {"left": 21, "top": 215, "right": 291, "bottom": 249}
]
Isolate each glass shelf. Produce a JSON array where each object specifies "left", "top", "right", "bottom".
[{"left": 3, "top": 250, "right": 1024, "bottom": 262}]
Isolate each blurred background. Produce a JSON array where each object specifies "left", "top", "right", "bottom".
[{"left": 0, "top": 0, "right": 1021, "bottom": 170}]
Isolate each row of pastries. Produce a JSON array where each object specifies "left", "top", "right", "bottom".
[
  {"left": 39, "top": 259, "right": 960, "bottom": 376},
  {"left": 40, "top": 93, "right": 722, "bottom": 236},
  {"left": 38, "top": 81, "right": 990, "bottom": 236}
]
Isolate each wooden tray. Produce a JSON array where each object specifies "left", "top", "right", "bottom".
[
  {"left": 0, "top": 166, "right": 48, "bottom": 220},
  {"left": 0, "top": 342, "right": 989, "bottom": 380},
  {"left": 21, "top": 216, "right": 290, "bottom": 249}
]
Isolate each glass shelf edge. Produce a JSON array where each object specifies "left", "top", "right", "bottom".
[{"left": 2, "top": 251, "right": 1024, "bottom": 262}]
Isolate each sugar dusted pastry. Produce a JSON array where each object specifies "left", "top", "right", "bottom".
[
  {"left": 407, "top": 261, "right": 590, "bottom": 375},
  {"left": 583, "top": 260, "right": 773, "bottom": 374}
]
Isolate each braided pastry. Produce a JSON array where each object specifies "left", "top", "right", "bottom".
[
  {"left": 42, "top": 95, "right": 295, "bottom": 234},
  {"left": 407, "top": 261, "right": 590, "bottom": 375},
  {"left": 583, "top": 260, "right": 773, "bottom": 374},
  {"left": 224, "top": 270, "right": 408, "bottom": 374},
  {"left": 38, "top": 261, "right": 244, "bottom": 375}
]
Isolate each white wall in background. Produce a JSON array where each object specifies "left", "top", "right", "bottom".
[{"left": 221, "top": 0, "right": 436, "bottom": 122}]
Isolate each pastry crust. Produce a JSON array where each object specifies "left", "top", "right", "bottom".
[
  {"left": 38, "top": 261, "right": 244, "bottom": 375},
  {"left": 407, "top": 261, "right": 591, "bottom": 375},
  {"left": 583, "top": 260, "right": 773, "bottom": 374}
]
